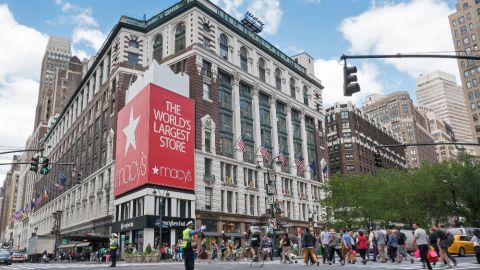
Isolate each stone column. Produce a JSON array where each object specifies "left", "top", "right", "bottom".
[
  {"left": 270, "top": 93, "right": 279, "bottom": 170},
  {"left": 286, "top": 102, "right": 296, "bottom": 175},
  {"left": 232, "top": 72, "right": 242, "bottom": 161},
  {"left": 252, "top": 84, "right": 262, "bottom": 165},
  {"left": 300, "top": 109, "right": 311, "bottom": 181}
]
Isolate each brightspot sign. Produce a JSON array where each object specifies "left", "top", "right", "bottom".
[{"left": 114, "top": 83, "right": 195, "bottom": 196}]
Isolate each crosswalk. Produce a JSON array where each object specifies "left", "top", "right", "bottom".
[{"left": 322, "top": 261, "right": 480, "bottom": 270}]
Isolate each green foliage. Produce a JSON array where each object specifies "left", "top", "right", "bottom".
[{"left": 321, "top": 153, "right": 480, "bottom": 228}]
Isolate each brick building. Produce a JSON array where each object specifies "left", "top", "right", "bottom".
[
  {"left": 325, "top": 102, "right": 405, "bottom": 175},
  {"left": 27, "top": 0, "right": 327, "bottom": 253},
  {"left": 362, "top": 91, "right": 437, "bottom": 168}
]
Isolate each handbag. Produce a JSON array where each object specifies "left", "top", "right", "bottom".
[{"left": 414, "top": 248, "right": 420, "bottom": 258}]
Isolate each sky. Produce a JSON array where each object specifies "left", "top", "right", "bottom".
[{"left": 0, "top": 0, "right": 460, "bottom": 185}]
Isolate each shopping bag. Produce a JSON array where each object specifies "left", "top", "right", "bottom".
[
  {"left": 427, "top": 248, "right": 438, "bottom": 263},
  {"left": 413, "top": 248, "right": 420, "bottom": 258}
]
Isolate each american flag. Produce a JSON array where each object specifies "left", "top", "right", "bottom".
[
  {"left": 34, "top": 192, "right": 42, "bottom": 206},
  {"left": 259, "top": 144, "right": 270, "bottom": 162},
  {"left": 236, "top": 134, "right": 245, "bottom": 152},
  {"left": 278, "top": 151, "right": 287, "bottom": 167},
  {"left": 295, "top": 153, "right": 305, "bottom": 174},
  {"left": 321, "top": 158, "right": 329, "bottom": 181},
  {"left": 43, "top": 189, "right": 49, "bottom": 202}
]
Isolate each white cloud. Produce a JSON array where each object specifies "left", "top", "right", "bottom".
[
  {"left": 53, "top": 0, "right": 106, "bottom": 53},
  {"left": 339, "top": 0, "right": 458, "bottom": 79},
  {"left": 314, "top": 59, "right": 383, "bottom": 107},
  {"left": 210, "top": 0, "right": 282, "bottom": 35},
  {"left": 0, "top": 4, "right": 48, "bottom": 185}
]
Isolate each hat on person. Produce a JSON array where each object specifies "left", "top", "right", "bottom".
[
  {"left": 329, "top": 229, "right": 335, "bottom": 233},
  {"left": 113, "top": 233, "right": 118, "bottom": 237},
  {"left": 186, "top": 221, "right": 194, "bottom": 226}
]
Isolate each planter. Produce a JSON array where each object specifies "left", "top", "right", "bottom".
[
  {"left": 151, "top": 254, "right": 160, "bottom": 262},
  {"left": 133, "top": 255, "right": 144, "bottom": 263},
  {"left": 125, "top": 256, "right": 133, "bottom": 263},
  {"left": 144, "top": 255, "right": 153, "bottom": 263}
]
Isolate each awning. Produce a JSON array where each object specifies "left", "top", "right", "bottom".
[
  {"left": 75, "top": 242, "right": 91, "bottom": 248},
  {"left": 224, "top": 232, "right": 243, "bottom": 238},
  {"left": 203, "top": 232, "right": 221, "bottom": 237},
  {"left": 57, "top": 243, "right": 76, "bottom": 249}
]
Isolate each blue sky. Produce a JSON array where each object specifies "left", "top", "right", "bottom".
[{"left": 0, "top": 0, "right": 461, "bottom": 182}]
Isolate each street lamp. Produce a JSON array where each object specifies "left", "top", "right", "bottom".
[
  {"left": 52, "top": 210, "right": 63, "bottom": 251},
  {"left": 152, "top": 188, "right": 170, "bottom": 248},
  {"left": 257, "top": 156, "right": 283, "bottom": 257}
]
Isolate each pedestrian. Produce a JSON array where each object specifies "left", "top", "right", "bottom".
[
  {"left": 396, "top": 227, "right": 414, "bottom": 264},
  {"left": 357, "top": 231, "right": 368, "bottom": 264},
  {"left": 368, "top": 227, "right": 378, "bottom": 262},
  {"left": 197, "top": 235, "right": 208, "bottom": 261},
  {"left": 280, "top": 233, "right": 292, "bottom": 264},
  {"left": 210, "top": 241, "right": 218, "bottom": 261},
  {"left": 386, "top": 229, "right": 399, "bottom": 264},
  {"left": 376, "top": 226, "right": 387, "bottom": 263},
  {"left": 181, "top": 221, "right": 206, "bottom": 270},
  {"left": 472, "top": 229, "right": 480, "bottom": 264},
  {"left": 431, "top": 224, "right": 453, "bottom": 268},
  {"left": 341, "top": 229, "right": 353, "bottom": 264},
  {"left": 109, "top": 233, "right": 119, "bottom": 267},
  {"left": 320, "top": 227, "right": 331, "bottom": 264},
  {"left": 327, "top": 229, "right": 344, "bottom": 265},
  {"left": 220, "top": 240, "right": 226, "bottom": 261},
  {"left": 302, "top": 228, "right": 318, "bottom": 266},
  {"left": 412, "top": 223, "right": 432, "bottom": 270}
]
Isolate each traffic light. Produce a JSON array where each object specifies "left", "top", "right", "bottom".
[
  {"left": 343, "top": 65, "right": 360, "bottom": 96},
  {"left": 29, "top": 157, "right": 39, "bottom": 172},
  {"left": 40, "top": 157, "right": 50, "bottom": 175},
  {"left": 374, "top": 152, "right": 383, "bottom": 168},
  {"left": 76, "top": 173, "right": 82, "bottom": 184}
]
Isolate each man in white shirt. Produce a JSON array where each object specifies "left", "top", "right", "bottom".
[
  {"left": 320, "top": 227, "right": 331, "bottom": 264},
  {"left": 412, "top": 223, "right": 432, "bottom": 270}
]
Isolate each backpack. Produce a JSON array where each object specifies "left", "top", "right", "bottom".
[{"left": 398, "top": 232, "right": 407, "bottom": 243}]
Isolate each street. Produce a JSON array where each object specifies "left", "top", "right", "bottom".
[{"left": 0, "top": 257, "right": 479, "bottom": 270}]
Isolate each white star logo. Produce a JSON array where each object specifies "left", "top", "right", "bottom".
[
  {"left": 123, "top": 108, "right": 140, "bottom": 156},
  {"left": 152, "top": 166, "right": 159, "bottom": 175}
]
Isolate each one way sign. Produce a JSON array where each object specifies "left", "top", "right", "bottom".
[{"left": 268, "top": 218, "right": 277, "bottom": 229}]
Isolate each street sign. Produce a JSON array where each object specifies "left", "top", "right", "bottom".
[
  {"left": 121, "top": 235, "right": 125, "bottom": 241},
  {"left": 269, "top": 218, "right": 277, "bottom": 229},
  {"left": 266, "top": 184, "right": 276, "bottom": 195},
  {"left": 267, "top": 196, "right": 274, "bottom": 205}
]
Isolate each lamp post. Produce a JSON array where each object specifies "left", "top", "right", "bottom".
[
  {"left": 152, "top": 188, "right": 170, "bottom": 249},
  {"left": 52, "top": 210, "right": 63, "bottom": 252},
  {"left": 257, "top": 156, "right": 283, "bottom": 257}
]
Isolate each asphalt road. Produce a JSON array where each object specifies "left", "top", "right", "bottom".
[{"left": 0, "top": 256, "right": 478, "bottom": 270}]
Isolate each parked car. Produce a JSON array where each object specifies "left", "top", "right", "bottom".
[
  {"left": 0, "top": 250, "right": 12, "bottom": 265},
  {"left": 448, "top": 235, "right": 475, "bottom": 257},
  {"left": 12, "top": 251, "right": 27, "bottom": 262}
]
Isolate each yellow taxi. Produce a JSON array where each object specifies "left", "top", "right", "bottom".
[{"left": 448, "top": 235, "right": 475, "bottom": 256}]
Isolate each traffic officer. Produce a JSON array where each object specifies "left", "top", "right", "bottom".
[
  {"left": 109, "top": 233, "right": 119, "bottom": 267},
  {"left": 182, "top": 221, "right": 205, "bottom": 270}
]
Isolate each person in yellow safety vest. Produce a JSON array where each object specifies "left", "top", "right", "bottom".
[
  {"left": 109, "top": 233, "right": 119, "bottom": 267},
  {"left": 182, "top": 221, "right": 206, "bottom": 270}
]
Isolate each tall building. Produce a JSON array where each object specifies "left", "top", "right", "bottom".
[
  {"left": 416, "top": 70, "right": 475, "bottom": 154},
  {"left": 449, "top": 0, "right": 480, "bottom": 146},
  {"left": 362, "top": 91, "right": 437, "bottom": 167},
  {"left": 0, "top": 156, "right": 20, "bottom": 244},
  {"left": 34, "top": 36, "right": 72, "bottom": 130},
  {"left": 417, "top": 106, "right": 458, "bottom": 162},
  {"left": 27, "top": 0, "right": 326, "bottom": 253},
  {"left": 325, "top": 102, "right": 405, "bottom": 175}
]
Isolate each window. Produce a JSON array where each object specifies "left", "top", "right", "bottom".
[
  {"left": 467, "top": 81, "right": 472, "bottom": 88},
  {"left": 205, "top": 187, "right": 212, "bottom": 210},
  {"left": 342, "top": 121, "right": 350, "bottom": 129},
  {"left": 345, "top": 154, "right": 353, "bottom": 161},
  {"left": 204, "top": 158, "right": 212, "bottom": 177},
  {"left": 452, "top": 20, "right": 457, "bottom": 27},
  {"left": 477, "top": 101, "right": 480, "bottom": 108},
  {"left": 174, "top": 23, "right": 186, "bottom": 53},
  {"left": 290, "top": 77, "right": 296, "bottom": 98},
  {"left": 465, "top": 70, "right": 471, "bottom": 78},
  {"left": 474, "top": 114, "right": 479, "bottom": 121},
  {"left": 341, "top": 111, "right": 349, "bottom": 119},
  {"left": 203, "top": 83, "right": 210, "bottom": 100},
  {"left": 471, "top": 103, "right": 476, "bottom": 110},
  {"left": 476, "top": 90, "right": 480, "bottom": 97},
  {"left": 258, "top": 58, "right": 266, "bottom": 82},
  {"left": 464, "top": 37, "right": 470, "bottom": 44},
  {"left": 467, "top": 47, "right": 472, "bottom": 54},
  {"left": 303, "top": 86, "right": 309, "bottom": 105},
  {"left": 219, "top": 33, "right": 228, "bottom": 60},
  {"left": 274, "top": 68, "right": 282, "bottom": 91},
  {"left": 464, "top": 3, "right": 469, "bottom": 10},
  {"left": 153, "top": 34, "right": 163, "bottom": 63},
  {"left": 459, "top": 16, "right": 465, "bottom": 24},
  {"left": 469, "top": 92, "right": 474, "bottom": 99},
  {"left": 461, "top": 26, "right": 467, "bottom": 33},
  {"left": 474, "top": 79, "right": 478, "bottom": 87},
  {"left": 346, "top": 165, "right": 355, "bottom": 172},
  {"left": 127, "top": 52, "right": 139, "bottom": 66},
  {"left": 344, "top": 143, "right": 352, "bottom": 149},
  {"left": 240, "top": 46, "right": 248, "bottom": 71},
  {"left": 128, "top": 39, "right": 139, "bottom": 48}
]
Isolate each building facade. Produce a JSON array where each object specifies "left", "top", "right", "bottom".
[
  {"left": 24, "top": 0, "right": 326, "bottom": 254},
  {"left": 417, "top": 106, "right": 458, "bottom": 162},
  {"left": 325, "top": 102, "right": 405, "bottom": 175},
  {"left": 416, "top": 70, "right": 475, "bottom": 154},
  {"left": 449, "top": 0, "right": 480, "bottom": 145},
  {"left": 362, "top": 91, "right": 437, "bottom": 167},
  {"left": 0, "top": 156, "right": 20, "bottom": 245}
]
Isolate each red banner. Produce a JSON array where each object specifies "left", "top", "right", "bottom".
[{"left": 114, "top": 83, "right": 195, "bottom": 196}]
